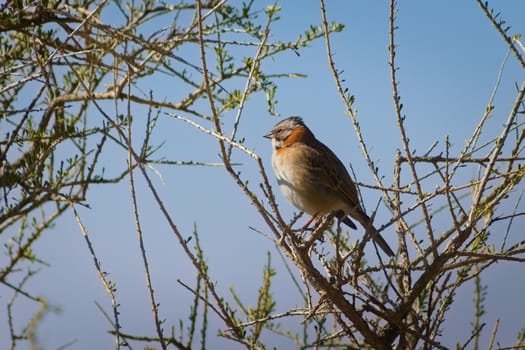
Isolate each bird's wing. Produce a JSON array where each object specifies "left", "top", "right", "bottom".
[{"left": 310, "top": 141, "right": 361, "bottom": 210}]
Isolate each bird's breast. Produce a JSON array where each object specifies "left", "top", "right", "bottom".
[{"left": 271, "top": 145, "right": 340, "bottom": 215}]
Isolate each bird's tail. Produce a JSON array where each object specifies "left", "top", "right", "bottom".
[
  {"left": 335, "top": 210, "right": 357, "bottom": 229},
  {"left": 354, "top": 211, "right": 395, "bottom": 257},
  {"left": 336, "top": 209, "right": 394, "bottom": 257},
  {"left": 366, "top": 225, "right": 395, "bottom": 257}
]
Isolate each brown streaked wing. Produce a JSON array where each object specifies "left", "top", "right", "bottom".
[{"left": 301, "top": 139, "right": 361, "bottom": 210}]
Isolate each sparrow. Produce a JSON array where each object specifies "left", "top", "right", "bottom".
[{"left": 264, "top": 116, "right": 394, "bottom": 257}]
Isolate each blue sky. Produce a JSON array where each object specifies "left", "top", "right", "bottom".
[{"left": 3, "top": 1, "right": 525, "bottom": 349}]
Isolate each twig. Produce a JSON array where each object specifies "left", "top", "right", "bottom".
[
  {"left": 169, "top": 113, "right": 259, "bottom": 159},
  {"left": 388, "top": 0, "right": 436, "bottom": 257},
  {"left": 72, "top": 205, "right": 122, "bottom": 349},
  {"left": 227, "top": 4, "right": 274, "bottom": 158},
  {"left": 126, "top": 77, "right": 167, "bottom": 349},
  {"left": 476, "top": 0, "right": 525, "bottom": 69}
]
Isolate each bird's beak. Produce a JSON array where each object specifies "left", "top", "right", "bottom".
[{"left": 263, "top": 131, "right": 272, "bottom": 139}]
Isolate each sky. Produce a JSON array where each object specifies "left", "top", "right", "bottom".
[{"left": 2, "top": 1, "right": 525, "bottom": 349}]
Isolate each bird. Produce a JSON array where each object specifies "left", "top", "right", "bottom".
[{"left": 264, "top": 116, "right": 394, "bottom": 257}]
